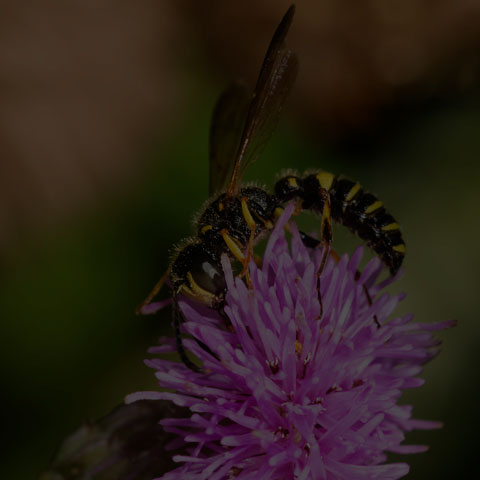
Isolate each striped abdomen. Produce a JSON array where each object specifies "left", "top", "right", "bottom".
[{"left": 274, "top": 171, "right": 405, "bottom": 275}]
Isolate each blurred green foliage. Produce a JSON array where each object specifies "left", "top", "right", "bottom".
[{"left": 2, "top": 83, "right": 479, "bottom": 480}]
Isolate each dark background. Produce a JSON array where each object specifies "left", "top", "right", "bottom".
[{"left": 1, "top": 1, "right": 478, "bottom": 478}]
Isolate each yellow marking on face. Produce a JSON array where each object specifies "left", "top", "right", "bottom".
[
  {"left": 392, "top": 244, "right": 406, "bottom": 253},
  {"left": 382, "top": 222, "right": 399, "bottom": 232},
  {"left": 274, "top": 207, "right": 284, "bottom": 219},
  {"left": 180, "top": 280, "right": 216, "bottom": 306},
  {"left": 218, "top": 202, "right": 224, "bottom": 212},
  {"left": 186, "top": 272, "right": 212, "bottom": 296},
  {"left": 177, "top": 283, "right": 194, "bottom": 297},
  {"left": 241, "top": 197, "right": 257, "bottom": 230},
  {"left": 220, "top": 230, "right": 245, "bottom": 262},
  {"left": 345, "top": 183, "right": 361, "bottom": 202},
  {"left": 364, "top": 200, "right": 383, "bottom": 214},
  {"left": 316, "top": 171, "right": 334, "bottom": 191},
  {"left": 295, "top": 340, "right": 303, "bottom": 356},
  {"left": 288, "top": 177, "right": 298, "bottom": 188},
  {"left": 200, "top": 224, "right": 213, "bottom": 235}
]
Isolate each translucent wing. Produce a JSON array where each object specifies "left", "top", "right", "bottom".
[
  {"left": 226, "top": 4, "right": 298, "bottom": 197},
  {"left": 209, "top": 82, "right": 250, "bottom": 195}
]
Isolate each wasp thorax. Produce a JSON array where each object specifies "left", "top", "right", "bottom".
[{"left": 241, "top": 187, "right": 278, "bottom": 223}]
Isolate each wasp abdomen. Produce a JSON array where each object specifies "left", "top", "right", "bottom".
[{"left": 275, "top": 172, "right": 405, "bottom": 275}]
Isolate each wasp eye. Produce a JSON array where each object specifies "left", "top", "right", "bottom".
[{"left": 190, "top": 255, "right": 226, "bottom": 296}]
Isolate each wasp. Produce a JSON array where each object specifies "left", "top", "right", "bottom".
[{"left": 138, "top": 5, "right": 405, "bottom": 371}]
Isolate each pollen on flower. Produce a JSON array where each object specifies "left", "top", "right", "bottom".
[{"left": 126, "top": 203, "right": 455, "bottom": 480}]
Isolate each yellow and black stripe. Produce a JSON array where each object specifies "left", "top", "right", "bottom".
[{"left": 275, "top": 171, "right": 405, "bottom": 275}]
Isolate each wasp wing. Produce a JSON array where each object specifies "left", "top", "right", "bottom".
[
  {"left": 209, "top": 82, "right": 250, "bottom": 196},
  {"left": 226, "top": 4, "right": 298, "bottom": 197}
]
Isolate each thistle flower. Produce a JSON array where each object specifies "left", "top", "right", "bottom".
[{"left": 127, "top": 203, "right": 454, "bottom": 480}]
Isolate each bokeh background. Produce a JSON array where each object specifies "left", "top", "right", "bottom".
[{"left": 1, "top": 1, "right": 478, "bottom": 478}]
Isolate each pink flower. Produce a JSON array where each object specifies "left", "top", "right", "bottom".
[{"left": 127, "top": 204, "right": 454, "bottom": 479}]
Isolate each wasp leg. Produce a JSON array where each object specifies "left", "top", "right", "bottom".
[
  {"left": 329, "top": 249, "right": 380, "bottom": 328},
  {"left": 301, "top": 234, "right": 380, "bottom": 329},
  {"left": 317, "top": 188, "right": 333, "bottom": 277},
  {"left": 313, "top": 189, "right": 333, "bottom": 319},
  {"left": 220, "top": 229, "right": 245, "bottom": 262},
  {"left": 240, "top": 197, "right": 259, "bottom": 288},
  {"left": 354, "top": 269, "right": 381, "bottom": 329},
  {"left": 240, "top": 229, "right": 255, "bottom": 288},
  {"left": 253, "top": 253, "right": 262, "bottom": 267},
  {"left": 298, "top": 231, "right": 326, "bottom": 318},
  {"left": 294, "top": 199, "right": 303, "bottom": 215},
  {"left": 220, "top": 228, "right": 251, "bottom": 287},
  {"left": 136, "top": 269, "right": 170, "bottom": 315}
]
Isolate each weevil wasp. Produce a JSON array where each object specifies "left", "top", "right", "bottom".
[{"left": 138, "top": 5, "right": 405, "bottom": 371}]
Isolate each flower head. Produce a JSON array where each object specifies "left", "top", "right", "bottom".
[{"left": 127, "top": 204, "right": 453, "bottom": 480}]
